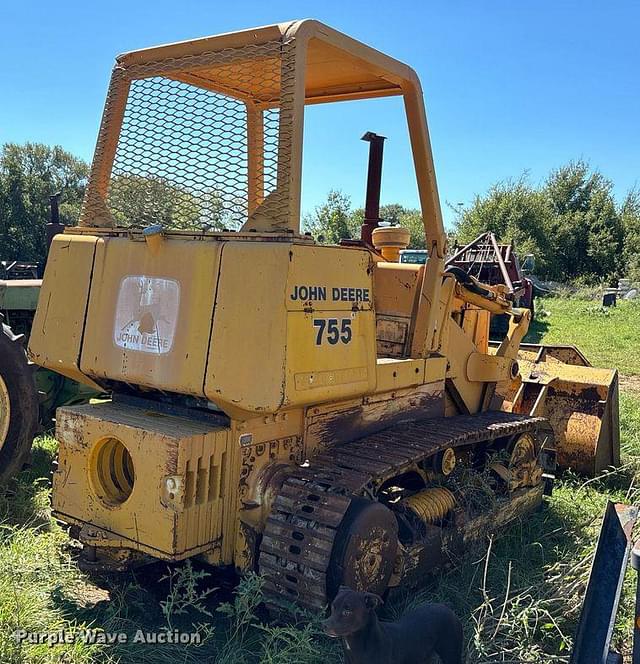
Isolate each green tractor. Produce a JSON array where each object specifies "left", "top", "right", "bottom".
[{"left": 0, "top": 196, "right": 98, "bottom": 483}]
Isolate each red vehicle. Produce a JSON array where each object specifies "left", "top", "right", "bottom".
[{"left": 448, "top": 232, "right": 536, "bottom": 313}]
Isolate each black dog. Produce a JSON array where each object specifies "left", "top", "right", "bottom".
[{"left": 323, "top": 587, "right": 463, "bottom": 664}]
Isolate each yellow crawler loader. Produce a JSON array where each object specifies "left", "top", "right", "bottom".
[{"left": 28, "top": 20, "right": 619, "bottom": 610}]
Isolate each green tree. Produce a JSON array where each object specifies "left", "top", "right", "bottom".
[
  {"left": 108, "top": 174, "right": 206, "bottom": 230},
  {"left": 621, "top": 188, "right": 640, "bottom": 282},
  {"left": 453, "top": 175, "right": 552, "bottom": 275},
  {"left": 395, "top": 209, "right": 426, "bottom": 249},
  {"left": 453, "top": 162, "right": 626, "bottom": 282},
  {"left": 544, "top": 161, "right": 623, "bottom": 282},
  {"left": 303, "top": 190, "right": 358, "bottom": 243},
  {"left": 0, "top": 143, "right": 88, "bottom": 262}
]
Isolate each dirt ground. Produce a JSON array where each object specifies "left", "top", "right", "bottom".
[{"left": 620, "top": 374, "right": 640, "bottom": 395}]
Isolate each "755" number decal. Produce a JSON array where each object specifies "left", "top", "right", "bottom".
[{"left": 313, "top": 318, "right": 352, "bottom": 345}]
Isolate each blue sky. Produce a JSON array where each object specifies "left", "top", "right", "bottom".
[{"left": 1, "top": 0, "right": 638, "bottom": 227}]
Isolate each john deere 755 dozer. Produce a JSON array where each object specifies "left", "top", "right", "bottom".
[{"left": 28, "top": 20, "right": 619, "bottom": 610}]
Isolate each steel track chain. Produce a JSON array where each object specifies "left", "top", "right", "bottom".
[{"left": 259, "top": 411, "right": 546, "bottom": 610}]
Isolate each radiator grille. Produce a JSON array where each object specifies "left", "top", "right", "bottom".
[
  {"left": 185, "top": 452, "right": 225, "bottom": 508},
  {"left": 181, "top": 449, "right": 226, "bottom": 551}
]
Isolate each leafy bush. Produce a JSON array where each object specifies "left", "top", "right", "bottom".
[{"left": 454, "top": 161, "right": 633, "bottom": 284}]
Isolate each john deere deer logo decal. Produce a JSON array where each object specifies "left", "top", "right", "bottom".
[{"left": 114, "top": 276, "right": 180, "bottom": 354}]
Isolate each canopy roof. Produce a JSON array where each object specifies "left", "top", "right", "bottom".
[
  {"left": 115, "top": 20, "right": 419, "bottom": 106},
  {"left": 83, "top": 19, "right": 445, "bottom": 256}
]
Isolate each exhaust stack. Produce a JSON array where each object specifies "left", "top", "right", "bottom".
[
  {"left": 360, "top": 131, "right": 386, "bottom": 246},
  {"left": 46, "top": 192, "right": 65, "bottom": 250}
]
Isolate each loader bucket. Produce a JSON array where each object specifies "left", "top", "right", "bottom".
[{"left": 495, "top": 343, "right": 620, "bottom": 477}]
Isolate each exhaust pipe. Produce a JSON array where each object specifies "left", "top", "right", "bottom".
[
  {"left": 360, "top": 131, "right": 386, "bottom": 246},
  {"left": 46, "top": 192, "right": 65, "bottom": 250}
]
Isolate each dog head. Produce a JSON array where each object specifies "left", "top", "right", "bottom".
[{"left": 323, "top": 586, "right": 383, "bottom": 638}]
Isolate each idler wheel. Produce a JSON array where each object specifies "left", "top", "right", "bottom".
[{"left": 327, "top": 497, "right": 398, "bottom": 599}]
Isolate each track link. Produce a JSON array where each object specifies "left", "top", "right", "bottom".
[{"left": 259, "top": 411, "right": 547, "bottom": 610}]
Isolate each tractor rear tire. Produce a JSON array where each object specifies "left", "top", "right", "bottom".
[{"left": 0, "top": 319, "right": 38, "bottom": 484}]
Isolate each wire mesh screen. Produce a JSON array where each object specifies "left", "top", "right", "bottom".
[{"left": 82, "top": 39, "right": 294, "bottom": 231}]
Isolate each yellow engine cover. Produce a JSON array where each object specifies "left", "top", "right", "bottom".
[
  {"left": 30, "top": 232, "right": 377, "bottom": 418},
  {"left": 82, "top": 236, "right": 223, "bottom": 396},
  {"left": 206, "top": 241, "right": 376, "bottom": 415}
]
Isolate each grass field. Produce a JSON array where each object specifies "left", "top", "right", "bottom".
[
  {"left": 1, "top": 297, "right": 639, "bottom": 663},
  {"left": 527, "top": 297, "right": 640, "bottom": 378}
]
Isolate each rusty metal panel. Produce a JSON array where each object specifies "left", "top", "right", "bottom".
[
  {"left": 514, "top": 355, "right": 620, "bottom": 476},
  {"left": 375, "top": 317, "right": 409, "bottom": 357},
  {"left": 304, "top": 382, "right": 445, "bottom": 456},
  {"left": 517, "top": 342, "right": 591, "bottom": 367}
]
